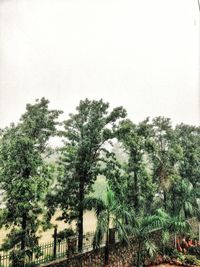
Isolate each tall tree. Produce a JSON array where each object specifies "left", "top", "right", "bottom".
[
  {"left": 150, "top": 117, "right": 182, "bottom": 212},
  {"left": 175, "top": 124, "right": 200, "bottom": 187},
  {"left": 0, "top": 98, "right": 61, "bottom": 264},
  {"left": 115, "top": 118, "right": 155, "bottom": 214},
  {"left": 56, "top": 99, "right": 126, "bottom": 251}
]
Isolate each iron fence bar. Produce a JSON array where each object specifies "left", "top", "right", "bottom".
[{"left": 0, "top": 230, "right": 113, "bottom": 266}]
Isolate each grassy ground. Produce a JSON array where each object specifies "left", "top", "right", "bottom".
[
  {"left": 0, "top": 176, "right": 107, "bottom": 245},
  {"left": 0, "top": 210, "right": 97, "bottom": 245}
]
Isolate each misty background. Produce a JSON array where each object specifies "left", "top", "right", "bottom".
[{"left": 0, "top": 0, "right": 199, "bottom": 131}]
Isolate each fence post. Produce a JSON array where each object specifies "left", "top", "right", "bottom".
[
  {"left": 67, "top": 236, "right": 77, "bottom": 257},
  {"left": 53, "top": 225, "right": 58, "bottom": 260}
]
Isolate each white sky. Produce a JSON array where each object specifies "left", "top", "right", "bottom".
[{"left": 0, "top": 0, "right": 199, "bottom": 128}]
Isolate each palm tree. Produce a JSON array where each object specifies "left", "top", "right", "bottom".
[
  {"left": 155, "top": 209, "right": 190, "bottom": 251},
  {"left": 131, "top": 211, "right": 165, "bottom": 267},
  {"left": 177, "top": 180, "right": 199, "bottom": 220},
  {"left": 83, "top": 189, "right": 132, "bottom": 267},
  {"left": 131, "top": 209, "right": 190, "bottom": 267}
]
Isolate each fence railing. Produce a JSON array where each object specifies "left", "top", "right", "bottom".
[{"left": 0, "top": 231, "right": 107, "bottom": 267}]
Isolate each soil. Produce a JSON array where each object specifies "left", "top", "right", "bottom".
[{"left": 149, "top": 265, "right": 178, "bottom": 267}]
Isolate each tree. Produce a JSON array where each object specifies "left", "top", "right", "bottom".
[
  {"left": 115, "top": 118, "right": 155, "bottom": 214},
  {"left": 131, "top": 209, "right": 189, "bottom": 267},
  {"left": 131, "top": 211, "right": 165, "bottom": 267},
  {"left": 56, "top": 99, "right": 127, "bottom": 251},
  {"left": 175, "top": 124, "right": 200, "bottom": 187},
  {"left": 175, "top": 124, "right": 200, "bottom": 241},
  {"left": 83, "top": 189, "right": 131, "bottom": 267},
  {"left": 20, "top": 97, "right": 62, "bottom": 152},
  {"left": 0, "top": 98, "right": 61, "bottom": 264},
  {"left": 170, "top": 178, "right": 200, "bottom": 220},
  {"left": 150, "top": 117, "right": 182, "bottom": 212}
]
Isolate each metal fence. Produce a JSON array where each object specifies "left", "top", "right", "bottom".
[
  {"left": 0, "top": 231, "right": 106, "bottom": 267},
  {"left": 0, "top": 241, "right": 65, "bottom": 267}
]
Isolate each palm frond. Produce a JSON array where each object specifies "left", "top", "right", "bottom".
[
  {"left": 184, "top": 201, "right": 194, "bottom": 216},
  {"left": 114, "top": 204, "right": 134, "bottom": 226},
  {"left": 93, "top": 211, "right": 108, "bottom": 248},
  {"left": 144, "top": 240, "right": 157, "bottom": 258},
  {"left": 155, "top": 208, "right": 169, "bottom": 220},
  {"left": 162, "top": 231, "right": 170, "bottom": 245},
  {"left": 169, "top": 216, "right": 190, "bottom": 233},
  {"left": 141, "top": 215, "right": 164, "bottom": 233},
  {"left": 114, "top": 218, "right": 129, "bottom": 244},
  {"left": 106, "top": 189, "right": 115, "bottom": 209}
]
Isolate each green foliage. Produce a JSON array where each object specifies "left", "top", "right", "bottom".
[
  {"left": 54, "top": 98, "right": 127, "bottom": 250},
  {"left": 56, "top": 229, "right": 75, "bottom": 241},
  {"left": 131, "top": 211, "right": 164, "bottom": 267},
  {"left": 175, "top": 124, "right": 200, "bottom": 187},
  {"left": 188, "top": 245, "right": 200, "bottom": 259},
  {"left": 164, "top": 246, "right": 177, "bottom": 257},
  {"left": 149, "top": 117, "right": 182, "bottom": 213},
  {"left": 144, "top": 240, "right": 157, "bottom": 258},
  {"left": 164, "top": 250, "right": 200, "bottom": 266},
  {"left": 170, "top": 179, "right": 199, "bottom": 219},
  {"left": 114, "top": 118, "right": 156, "bottom": 214},
  {"left": 84, "top": 188, "right": 131, "bottom": 265},
  {"left": 112, "top": 116, "right": 199, "bottom": 229},
  {"left": 20, "top": 97, "right": 62, "bottom": 151},
  {"left": 167, "top": 216, "right": 190, "bottom": 234},
  {"left": 184, "top": 254, "right": 200, "bottom": 265},
  {"left": 0, "top": 98, "right": 61, "bottom": 260},
  {"left": 0, "top": 97, "right": 199, "bottom": 265},
  {"left": 84, "top": 189, "right": 132, "bottom": 246}
]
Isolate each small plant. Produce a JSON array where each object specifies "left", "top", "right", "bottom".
[
  {"left": 177, "top": 253, "right": 186, "bottom": 264},
  {"left": 184, "top": 254, "right": 200, "bottom": 266},
  {"left": 9, "top": 250, "right": 25, "bottom": 267}
]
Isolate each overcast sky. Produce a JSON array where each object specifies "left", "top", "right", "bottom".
[{"left": 0, "top": 0, "right": 199, "bottom": 129}]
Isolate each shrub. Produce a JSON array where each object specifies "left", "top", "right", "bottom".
[
  {"left": 188, "top": 246, "right": 200, "bottom": 259},
  {"left": 56, "top": 229, "right": 75, "bottom": 242},
  {"left": 177, "top": 253, "right": 186, "bottom": 264},
  {"left": 9, "top": 250, "right": 25, "bottom": 267},
  {"left": 184, "top": 255, "right": 200, "bottom": 266},
  {"left": 164, "top": 246, "right": 175, "bottom": 256}
]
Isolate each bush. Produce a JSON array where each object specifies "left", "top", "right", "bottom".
[
  {"left": 184, "top": 254, "right": 200, "bottom": 266},
  {"left": 9, "top": 250, "right": 25, "bottom": 267},
  {"left": 188, "top": 246, "right": 200, "bottom": 259},
  {"left": 176, "top": 253, "right": 186, "bottom": 264},
  {"left": 164, "top": 246, "right": 175, "bottom": 256},
  {"left": 56, "top": 229, "right": 75, "bottom": 242},
  {"left": 164, "top": 246, "right": 182, "bottom": 258}
]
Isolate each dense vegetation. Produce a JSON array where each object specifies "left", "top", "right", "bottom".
[{"left": 0, "top": 98, "right": 199, "bottom": 266}]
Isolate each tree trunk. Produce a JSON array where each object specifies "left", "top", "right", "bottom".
[
  {"left": 199, "top": 223, "right": 200, "bottom": 244},
  {"left": 21, "top": 213, "right": 27, "bottom": 251},
  {"left": 78, "top": 180, "right": 84, "bottom": 252},
  {"left": 137, "top": 240, "right": 142, "bottom": 267},
  {"left": 174, "top": 233, "right": 177, "bottom": 248},
  {"left": 134, "top": 172, "right": 139, "bottom": 214},
  {"left": 172, "top": 188, "right": 176, "bottom": 214},
  {"left": 19, "top": 213, "right": 27, "bottom": 267},
  {"left": 104, "top": 227, "right": 109, "bottom": 266}
]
